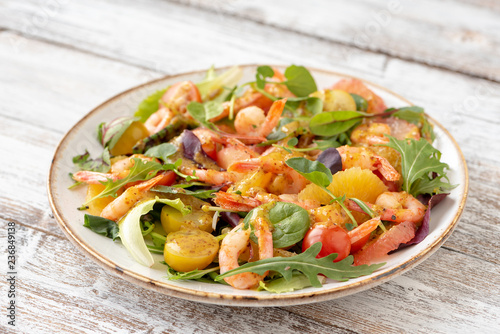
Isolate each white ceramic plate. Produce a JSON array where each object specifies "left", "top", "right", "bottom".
[{"left": 47, "top": 65, "right": 468, "bottom": 307}]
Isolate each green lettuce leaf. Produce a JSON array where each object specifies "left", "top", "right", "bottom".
[
  {"left": 83, "top": 214, "right": 119, "bottom": 240},
  {"left": 134, "top": 88, "right": 168, "bottom": 122}
]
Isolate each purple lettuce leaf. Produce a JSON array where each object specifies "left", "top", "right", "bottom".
[{"left": 317, "top": 147, "right": 342, "bottom": 175}]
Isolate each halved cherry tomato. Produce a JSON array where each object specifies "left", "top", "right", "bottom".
[
  {"left": 161, "top": 81, "right": 201, "bottom": 114},
  {"left": 302, "top": 225, "right": 351, "bottom": 262}
]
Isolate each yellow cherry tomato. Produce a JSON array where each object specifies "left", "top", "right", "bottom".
[
  {"left": 164, "top": 229, "right": 219, "bottom": 272},
  {"left": 161, "top": 203, "right": 213, "bottom": 234},
  {"left": 310, "top": 89, "right": 357, "bottom": 112},
  {"left": 109, "top": 121, "right": 149, "bottom": 156},
  {"left": 85, "top": 184, "right": 115, "bottom": 216}
]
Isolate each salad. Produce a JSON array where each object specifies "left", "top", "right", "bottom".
[{"left": 71, "top": 65, "right": 454, "bottom": 293}]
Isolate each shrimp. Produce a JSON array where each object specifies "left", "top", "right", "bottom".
[
  {"left": 72, "top": 155, "right": 155, "bottom": 184},
  {"left": 219, "top": 219, "right": 273, "bottom": 289},
  {"left": 214, "top": 191, "right": 319, "bottom": 212},
  {"left": 337, "top": 146, "right": 400, "bottom": 182},
  {"left": 234, "top": 98, "right": 286, "bottom": 138},
  {"left": 351, "top": 118, "right": 420, "bottom": 146},
  {"left": 144, "top": 107, "right": 175, "bottom": 135},
  {"left": 346, "top": 191, "right": 426, "bottom": 225},
  {"left": 100, "top": 172, "right": 175, "bottom": 221},
  {"left": 351, "top": 123, "right": 392, "bottom": 146},
  {"left": 178, "top": 165, "right": 242, "bottom": 186}
]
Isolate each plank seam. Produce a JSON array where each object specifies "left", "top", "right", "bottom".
[
  {"left": 0, "top": 215, "right": 65, "bottom": 240},
  {"left": 163, "top": 0, "right": 500, "bottom": 84}
]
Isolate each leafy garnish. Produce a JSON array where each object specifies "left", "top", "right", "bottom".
[
  {"left": 144, "top": 143, "right": 177, "bottom": 162},
  {"left": 309, "top": 110, "right": 364, "bottom": 136},
  {"left": 84, "top": 158, "right": 163, "bottom": 204},
  {"left": 284, "top": 65, "right": 317, "bottom": 97},
  {"left": 244, "top": 202, "right": 310, "bottom": 249},
  {"left": 215, "top": 242, "right": 384, "bottom": 287},
  {"left": 350, "top": 94, "right": 368, "bottom": 112},
  {"left": 258, "top": 271, "right": 326, "bottom": 294},
  {"left": 83, "top": 214, "right": 120, "bottom": 240},
  {"left": 99, "top": 116, "right": 138, "bottom": 149},
  {"left": 196, "top": 66, "right": 243, "bottom": 102},
  {"left": 256, "top": 65, "right": 275, "bottom": 89},
  {"left": 134, "top": 88, "right": 168, "bottom": 122},
  {"left": 186, "top": 101, "right": 218, "bottom": 129},
  {"left": 72, "top": 148, "right": 111, "bottom": 173},
  {"left": 391, "top": 106, "right": 435, "bottom": 142},
  {"left": 167, "top": 266, "right": 220, "bottom": 281},
  {"left": 384, "top": 136, "right": 455, "bottom": 196},
  {"left": 152, "top": 185, "right": 216, "bottom": 199}
]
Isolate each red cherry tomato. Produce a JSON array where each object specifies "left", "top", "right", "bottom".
[
  {"left": 302, "top": 225, "right": 351, "bottom": 262},
  {"left": 161, "top": 81, "right": 201, "bottom": 114}
]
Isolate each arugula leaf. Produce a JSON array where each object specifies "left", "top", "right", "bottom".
[
  {"left": 167, "top": 266, "right": 220, "bottom": 281},
  {"left": 84, "top": 158, "right": 163, "bottom": 204},
  {"left": 134, "top": 88, "right": 168, "bottom": 122},
  {"left": 285, "top": 157, "right": 332, "bottom": 187},
  {"left": 283, "top": 65, "right": 317, "bottom": 97},
  {"left": 215, "top": 243, "right": 385, "bottom": 287},
  {"left": 152, "top": 185, "right": 216, "bottom": 199},
  {"left": 309, "top": 110, "right": 364, "bottom": 136},
  {"left": 245, "top": 202, "right": 310, "bottom": 249},
  {"left": 259, "top": 271, "right": 326, "bottom": 294},
  {"left": 72, "top": 148, "right": 111, "bottom": 173},
  {"left": 384, "top": 136, "right": 455, "bottom": 196},
  {"left": 145, "top": 143, "right": 177, "bottom": 162},
  {"left": 84, "top": 214, "right": 119, "bottom": 240}
]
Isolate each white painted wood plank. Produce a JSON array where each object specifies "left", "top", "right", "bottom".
[
  {"left": 168, "top": 0, "right": 500, "bottom": 81},
  {"left": 2, "top": 219, "right": 499, "bottom": 334}
]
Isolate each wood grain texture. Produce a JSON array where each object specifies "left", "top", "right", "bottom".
[
  {"left": 2, "top": 218, "right": 499, "bottom": 334},
  {"left": 0, "top": 0, "right": 499, "bottom": 332}
]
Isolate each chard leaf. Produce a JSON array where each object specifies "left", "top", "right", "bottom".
[
  {"left": 284, "top": 65, "right": 317, "bottom": 97},
  {"left": 285, "top": 157, "right": 332, "bottom": 188},
  {"left": 84, "top": 214, "right": 119, "bottom": 240},
  {"left": 259, "top": 272, "right": 326, "bottom": 294},
  {"left": 145, "top": 143, "right": 177, "bottom": 162},
  {"left": 215, "top": 242, "right": 384, "bottom": 287},
  {"left": 134, "top": 88, "right": 168, "bottom": 122},
  {"left": 152, "top": 185, "right": 216, "bottom": 199},
  {"left": 118, "top": 197, "right": 191, "bottom": 267},
  {"left": 309, "top": 110, "right": 363, "bottom": 136},
  {"left": 100, "top": 116, "right": 139, "bottom": 150},
  {"left": 245, "top": 202, "right": 310, "bottom": 249},
  {"left": 72, "top": 148, "right": 111, "bottom": 173},
  {"left": 84, "top": 158, "right": 163, "bottom": 204},
  {"left": 384, "top": 136, "right": 455, "bottom": 196}
]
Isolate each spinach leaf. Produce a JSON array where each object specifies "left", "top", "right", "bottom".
[
  {"left": 84, "top": 214, "right": 120, "bottom": 240},
  {"left": 309, "top": 110, "right": 363, "bottom": 136},
  {"left": 285, "top": 157, "right": 332, "bottom": 187},
  {"left": 244, "top": 202, "right": 310, "bottom": 249},
  {"left": 284, "top": 65, "right": 317, "bottom": 97}
]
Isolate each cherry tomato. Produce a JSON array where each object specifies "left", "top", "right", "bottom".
[
  {"left": 302, "top": 225, "right": 351, "bottom": 262},
  {"left": 161, "top": 81, "right": 201, "bottom": 114}
]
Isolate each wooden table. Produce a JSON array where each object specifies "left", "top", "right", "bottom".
[{"left": 1, "top": 1, "right": 499, "bottom": 333}]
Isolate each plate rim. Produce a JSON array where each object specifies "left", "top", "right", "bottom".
[{"left": 47, "top": 64, "right": 469, "bottom": 306}]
